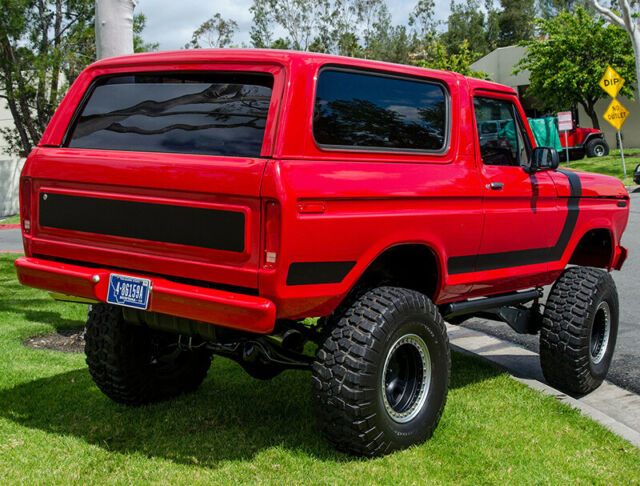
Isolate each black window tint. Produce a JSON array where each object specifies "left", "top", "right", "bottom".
[
  {"left": 67, "top": 72, "right": 273, "bottom": 157},
  {"left": 313, "top": 70, "right": 447, "bottom": 151},
  {"left": 474, "top": 97, "right": 531, "bottom": 167}
]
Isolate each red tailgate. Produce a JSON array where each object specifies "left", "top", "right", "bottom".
[{"left": 23, "top": 148, "right": 265, "bottom": 288}]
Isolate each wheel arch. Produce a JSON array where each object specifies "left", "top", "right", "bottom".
[
  {"left": 583, "top": 132, "right": 606, "bottom": 147},
  {"left": 343, "top": 242, "right": 444, "bottom": 304},
  {"left": 568, "top": 227, "right": 614, "bottom": 269}
]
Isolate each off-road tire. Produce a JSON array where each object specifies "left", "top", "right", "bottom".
[
  {"left": 312, "top": 287, "right": 450, "bottom": 456},
  {"left": 586, "top": 138, "right": 609, "bottom": 158},
  {"left": 85, "top": 304, "right": 213, "bottom": 405},
  {"left": 540, "top": 267, "right": 619, "bottom": 395}
]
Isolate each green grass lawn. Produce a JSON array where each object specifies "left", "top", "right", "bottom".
[
  {"left": 0, "top": 214, "right": 20, "bottom": 224},
  {"left": 0, "top": 253, "right": 639, "bottom": 484},
  {"left": 570, "top": 149, "right": 639, "bottom": 186}
]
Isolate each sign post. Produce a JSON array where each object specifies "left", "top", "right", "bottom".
[
  {"left": 599, "top": 65, "right": 629, "bottom": 178},
  {"left": 603, "top": 98, "right": 630, "bottom": 177},
  {"left": 557, "top": 111, "right": 573, "bottom": 167}
]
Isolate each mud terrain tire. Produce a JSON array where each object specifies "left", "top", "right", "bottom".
[
  {"left": 586, "top": 138, "right": 609, "bottom": 157},
  {"left": 540, "top": 267, "right": 619, "bottom": 395},
  {"left": 85, "top": 304, "right": 212, "bottom": 405},
  {"left": 312, "top": 287, "right": 450, "bottom": 456}
]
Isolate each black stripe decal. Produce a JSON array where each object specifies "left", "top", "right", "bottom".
[
  {"left": 39, "top": 193, "right": 245, "bottom": 252},
  {"left": 287, "top": 261, "right": 356, "bottom": 286},
  {"left": 447, "top": 169, "right": 581, "bottom": 274}
]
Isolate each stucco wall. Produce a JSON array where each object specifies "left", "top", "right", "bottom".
[
  {"left": 471, "top": 46, "right": 640, "bottom": 148},
  {"left": 0, "top": 101, "right": 14, "bottom": 155},
  {"left": 0, "top": 158, "right": 25, "bottom": 217}
]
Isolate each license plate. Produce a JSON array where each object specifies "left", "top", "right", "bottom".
[{"left": 106, "top": 274, "right": 152, "bottom": 310}]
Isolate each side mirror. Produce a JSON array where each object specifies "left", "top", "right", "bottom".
[{"left": 527, "top": 147, "right": 559, "bottom": 173}]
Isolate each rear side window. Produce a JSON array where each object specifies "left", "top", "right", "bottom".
[
  {"left": 313, "top": 69, "right": 448, "bottom": 152},
  {"left": 66, "top": 72, "right": 274, "bottom": 157}
]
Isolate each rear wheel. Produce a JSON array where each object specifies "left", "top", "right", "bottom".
[
  {"left": 539, "top": 267, "right": 619, "bottom": 395},
  {"left": 586, "top": 138, "right": 609, "bottom": 157},
  {"left": 85, "top": 304, "right": 213, "bottom": 405},
  {"left": 312, "top": 287, "right": 450, "bottom": 456}
]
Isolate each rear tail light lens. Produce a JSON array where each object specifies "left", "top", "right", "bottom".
[
  {"left": 263, "top": 200, "right": 281, "bottom": 269},
  {"left": 20, "top": 178, "right": 31, "bottom": 234}
]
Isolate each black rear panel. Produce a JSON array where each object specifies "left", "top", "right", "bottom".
[{"left": 39, "top": 193, "right": 245, "bottom": 252}]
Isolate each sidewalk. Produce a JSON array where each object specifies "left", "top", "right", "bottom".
[{"left": 447, "top": 323, "right": 640, "bottom": 448}]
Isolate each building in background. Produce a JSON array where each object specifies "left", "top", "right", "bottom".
[
  {"left": 0, "top": 98, "right": 14, "bottom": 155},
  {"left": 471, "top": 46, "right": 640, "bottom": 148},
  {"left": 0, "top": 98, "right": 25, "bottom": 217}
]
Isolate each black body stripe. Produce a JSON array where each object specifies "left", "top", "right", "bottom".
[
  {"left": 447, "top": 169, "right": 581, "bottom": 274},
  {"left": 39, "top": 193, "right": 245, "bottom": 252},
  {"left": 287, "top": 261, "right": 356, "bottom": 286}
]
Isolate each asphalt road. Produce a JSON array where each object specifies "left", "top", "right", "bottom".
[
  {"left": 0, "top": 228, "right": 22, "bottom": 252},
  {"left": 464, "top": 189, "right": 640, "bottom": 394}
]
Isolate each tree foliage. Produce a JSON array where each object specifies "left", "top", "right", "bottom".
[
  {"left": 414, "top": 39, "right": 490, "bottom": 78},
  {"left": 586, "top": 0, "right": 640, "bottom": 97},
  {"left": 0, "top": 1, "right": 157, "bottom": 156},
  {"left": 516, "top": 7, "right": 636, "bottom": 128},
  {"left": 537, "top": 0, "right": 584, "bottom": 19},
  {"left": 496, "top": 0, "right": 537, "bottom": 46},
  {"left": 134, "top": 13, "right": 159, "bottom": 52},
  {"left": 247, "top": 0, "right": 419, "bottom": 63},
  {"left": 185, "top": 13, "right": 237, "bottom": 49},
  {"left": 442, "top": 0, "right": 493, "bottom": 56},
  {"left": 0, "top": 0, "right": 94, "bottom": 155}
]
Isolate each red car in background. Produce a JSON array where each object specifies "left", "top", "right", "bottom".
[{"left": 560, "top": 124, "right": 609, "bottom": 159}]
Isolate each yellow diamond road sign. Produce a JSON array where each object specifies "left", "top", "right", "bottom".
[
  {"left": 599, "top": 65, "right": 625, "bottom": 98},
  {"left": 603, "top": 98, "right": 630, "bottom": 130}
]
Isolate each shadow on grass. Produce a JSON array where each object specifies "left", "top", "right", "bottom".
[{"left": 0, "top": 351, "right": 501, "bottom": 465}]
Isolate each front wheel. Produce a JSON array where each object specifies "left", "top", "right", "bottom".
[
  {"left": 586, "top": 138, "right": 609, "bottom": 157},
  {"left": 312, "top": 287, "right": 450, "bottom": 456},
  {"left": 540, "top": 267, "right": 619, "bottom": 395}
]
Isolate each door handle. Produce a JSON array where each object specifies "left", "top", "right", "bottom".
[{"left": 486, "top": 182, "right": 504, "bottom": 190}]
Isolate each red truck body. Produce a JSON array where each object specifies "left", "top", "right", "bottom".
[
  {"left": 13, "top": 49, "right": 631, "bottom": 456},
  {"left": 15, "top": 49, "right": 629, "bottom": 334}
]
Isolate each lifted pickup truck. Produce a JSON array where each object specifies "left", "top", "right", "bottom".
[{"left": 15, "top": 50, "right": 629, "bottom": 456}]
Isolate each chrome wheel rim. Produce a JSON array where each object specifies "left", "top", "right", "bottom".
[
  {"left": 381, "top": 333, "right": 431, "bottom": 423},
  {"left": 590, "top": 301, "right": 611, "bottom": 365},
  {"left": 594, "top": 144, "right": 605, "bottom": 156}
]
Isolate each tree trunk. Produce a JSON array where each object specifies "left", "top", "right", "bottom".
[
  {"left": 95, "top": 0, "right": 136, "bottom": 60},
  {"left": 632, "top": 27, "right": 640, "bottom": 95},
  {"left": 48, "top": 0, "right": 63, "bottom": 123},
  {"left": 582, "top": 101, "right": 601, "bottom": 130}
]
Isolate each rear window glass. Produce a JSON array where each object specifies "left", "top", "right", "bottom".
[
  {"left": 313, "top": 69, "right": 447, "bottom": 152},
  {"left": 66, "top": 72, "right": 274, "bottom": 157}
]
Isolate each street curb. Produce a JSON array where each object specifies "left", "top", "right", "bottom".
[
  {"left": 0, "top": 224, "right": 20, "bottom": 230},
  {"left": 446, "top": 323, "right": 640, "bottom": 449}
]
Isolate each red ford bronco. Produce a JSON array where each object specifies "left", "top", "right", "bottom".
[{"left": 15, "top": 50, "right": 629, "bottom": 456}]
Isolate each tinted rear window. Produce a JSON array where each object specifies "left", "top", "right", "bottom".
[
  {"left": 313, "top": 69, "right": 447, "bottom": 152},
  {"left": 67, "top": 72, "right": 273, "bottom": 157}
]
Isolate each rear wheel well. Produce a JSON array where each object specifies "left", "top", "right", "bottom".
[
  {"left": 322, "top": 244, "right": 440, "bottom": 326},
  {"left": 348, "top": 244, "right": 439, "bottom": 302},
  {"left": 568, "top": 229, "right": 613, "bottom": 268}
]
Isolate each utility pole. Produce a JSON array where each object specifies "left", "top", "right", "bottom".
[{"left": 95, "top": 0, "right": 136, "bottom": 60}]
